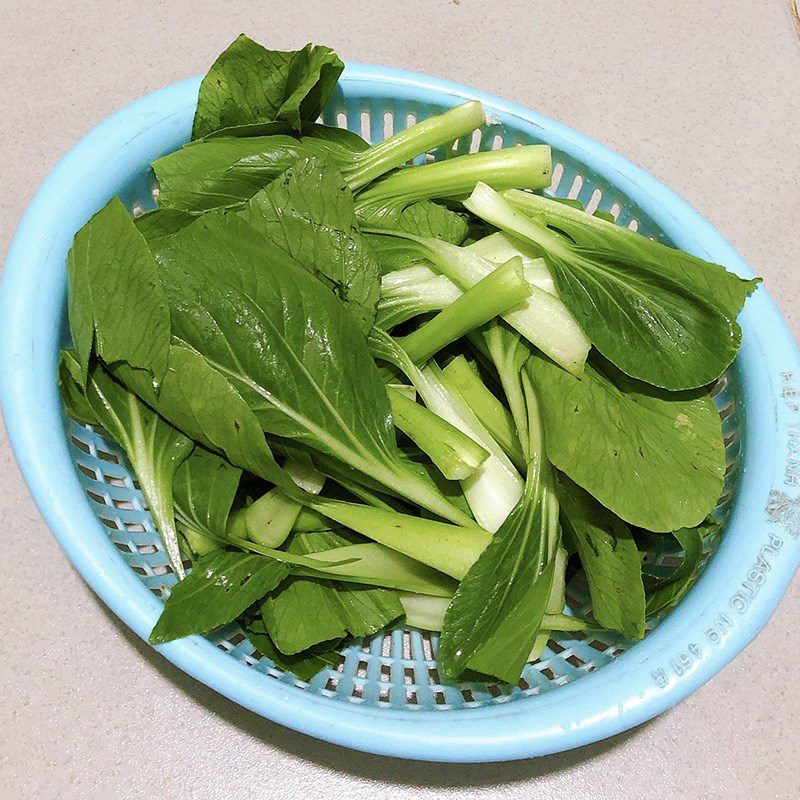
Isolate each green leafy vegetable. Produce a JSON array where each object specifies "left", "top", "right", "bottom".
[
  {"left": 60, "top": 351, "right": 193, "bottom": 577},
  {"left": 559, "top": 475, "right": 645, "bottom": 639},
  {"left": 155, "top": 102, "right": 486, "bottom": 214},
  {"left": 59, "top": 35, "right": 754, "bottom": 681},
  {"left": 261, "top": 531, "right": 404, "bottom": 654},
  {"left": 527, "top": 354, "right": 725, "bottom": 532},
  {"left": 466, "top": 183, "right": 757, "bottom": 390},
  {"left": 173, "top": 447, "right": 242, "bottom": 557},
  {"left": 238, "top": 157, "right": 381, "bottom": 333},
  {"left": 438, "top": 373, "right": 561, "bottom": 683},
  {"left": 143, "top": 211, "right": 471, "bottom": 524},
  {"left": 192, "top": 35, "right": 344, "bottom": 137},
  {"left": 368, "top": 229, "right": 589, "bottom": 374},
  {"left": 244, "top": 620, "right": 341, "bottom": 682},
  {"left": 149, "top": 551, "right": 289, "bottom": 643},
  {"left": 67, "top": 197, "right": 171, "bottom": 385}
]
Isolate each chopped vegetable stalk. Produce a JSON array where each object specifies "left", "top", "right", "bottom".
[
  {"left": 367, "top": 228, "right": 589, "bottom": 374},
  {"left": 420, "top": 363, "right": 524, "bottom": 532},
  {"left": 474, "top": 321, "right": 533, "bottom": 461},
  {"left": 467, "top": 231, "right": 554, "bottom": 292},
  {"left": 388, "top": 386, "right": 489, "bottom": 481},
  {"left": 310, "top": 499, "right": 491, "bottom": 579},
  {"left": 227, "top": 459, "right": 325, "bottom": 548},
  {"left": 398, "top": 592, "right": 451, "bottom": 630},
  {"left": 399, "top": 592, "right": 586, "bottom": 638},
  {"left": 399, "top": 256, "right": 531, "bottom": 363},
  {"left": 377, "top": 265, "right": 463, "bottom": 328},
  {"left": 345, "top": 101, "right": 487, "bottom": 189},
  {"left": 442, "top": 355, "right": 525, "bottom": 469},
  {"left": 357, "top": 145, "right": 553, "bottom": 208},
  {"left": 369, "top": 328, "right": 524, "bottom": 532},
  {"left": 377, "top": 261, "right": 547, "bottom": 330}
]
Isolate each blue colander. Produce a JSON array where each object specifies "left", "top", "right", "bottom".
[{"left": 2, "top": 64, "right": 799, "bottom": 762}]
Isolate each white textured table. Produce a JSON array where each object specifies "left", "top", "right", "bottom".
[{"left": 2, "top": 2, "right": 799, "bottom": 797}]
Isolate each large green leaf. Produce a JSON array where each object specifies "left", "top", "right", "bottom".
[
  {"left": 243, "top": 618, "right": 341, "bottom": 682},
  {"left": 192, "top": 35, "right": 343, "bottom": 138},
  {"left": 528, "top": 355, "right": 725, "bottom": 532},
  {"left": 540, "top": 240, "right": 739, "bottom": 390},
  {"left": 364, "top": 201, "right": 469, "bottom": 275},
  {"left": 152, "top": 135, "right": 330, "bottom": 214},
  {"left": 261, "top": 531, "right": 404, "bottom": 654},
  {"left": 143, "top": 212, "right": 465, "bottom": 523},
  {"left": 238, "top": 158, "right": 381, "bottom": 332},
  {"left": 150, "top": 212, "right": 393, "bottom": 464},
  {"left": 67, "top": 197, "right": 170, "bottom": 385},
  {"left": 113, "top": 342, "right": 289, "bottom": 490},
  {"left": 173, "top": 447, "right": 242, "bottom": 547},
  {"left": 149, "top": 550, "right": 289, "bottom": 643},
  {"left": 438, "top": 457, "right": 560, "bottom": 684},
  {"left": 558, "top": 475, "right": 645, "bottom": 639},
  {"left": 60, "top": 351, "right": 193, "bottom": 577},
  {"left": 468, "top": 185, "right": 758, "bottom": 390},
  {"left": 503, "top": 188, "right": 760, "bottom": 314}
]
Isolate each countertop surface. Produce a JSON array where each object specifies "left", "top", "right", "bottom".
[{"left": 2, "top": 2, "right": 799, "bottom": 798}]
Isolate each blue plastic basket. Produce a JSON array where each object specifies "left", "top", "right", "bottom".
[{"left": 2, "top": 64, "right": 799, "bottom": 762}]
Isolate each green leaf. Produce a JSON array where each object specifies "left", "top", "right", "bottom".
[
  {"left": 152, "top": 135, "right": 332, "bottom": 214},
  {"left": 485, "top": 188, "right": 759, "bottom": 390},
  {"left": 134, "top": 209, "right": 195, "bottom": 242},
  {"left": 112, "top": 342, "right": 290, "bottom": 491},
  {"left": 261, "top": 531, "right": 404, "bottom": 654},
  {"left": 238, "top": 158, "right": 381, "bottom": 333},
  {"left": 173, "top": 447, "right": 242, "bottom": 545},
  {"left": 67, "top": 197, "right": 170, "bottom": 385},
  {"left": 503, "top": 189, "right": 760, "bottom": 315},
  {"left": 645, "top": 526, "right": 705, "bottom": 616},
  {"left": 60, "top": 350, "right": 193, "bottom": 577},
  {"left": 192, "top": 35, "right": 343, "bottom": 138},
  {"left": 362, "top": 200, "right": 470, "bottom": 273},
  {"left": 150, "top": 211, "right": 392, "bottom": 462},
  {"left": 244, "top": 620, "right": 340, "bottom": 682},
  {"left": 527, "top": 354, "right": 725, "bottom": 532},
  {"left": 438, "top": 459, "right": 560, "bottom": 683},
  {"left": 205, "top": 121, "right": 368, "bottom": 152},
  {"left": 558, "top": 475, "right": 645, "bottom": 639},
  {"left": 439, "top": 374, "right": 561, "bottom": 683},
  {"left": 149, "top": 550, "right": 289, "bottom": 643},
  {"left": 143, "top": 212, "right": 466, "bottom": 523}
]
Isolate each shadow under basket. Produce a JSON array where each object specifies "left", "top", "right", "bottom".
[{"left": 2, "top": 64, "right": 799, "bottom": 762}]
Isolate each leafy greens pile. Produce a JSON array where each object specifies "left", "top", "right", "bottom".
[{"left": 59, "top": 34, "right": 759, "bottom": 685}]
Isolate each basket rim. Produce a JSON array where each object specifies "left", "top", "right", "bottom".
[{"left": 2, "top": 63, "right": 799, "bottom": 762}]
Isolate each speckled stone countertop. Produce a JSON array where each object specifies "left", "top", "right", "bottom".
[{"left": 2, "top": 2, "right": 799, "bottom": 797}]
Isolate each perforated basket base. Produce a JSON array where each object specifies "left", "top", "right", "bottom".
[{"left": 3, "top": 64, "right": 799, "bottom": 761}]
